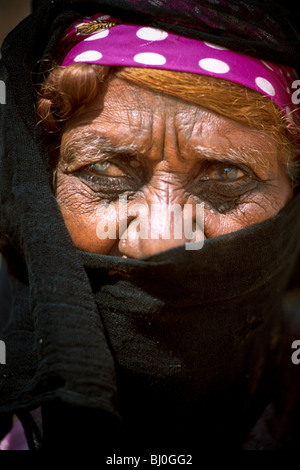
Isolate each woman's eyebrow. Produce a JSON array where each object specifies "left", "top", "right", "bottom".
[
  {"left": 62, "top": 132, "right": 139, "bottom": 163},
  {"left": 194, "top": 144, "right": 272, "bottom": 172}
]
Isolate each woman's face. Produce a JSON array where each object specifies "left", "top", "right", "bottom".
[{"left": 56, "top": 77, "right": 292, "bottom": 258}]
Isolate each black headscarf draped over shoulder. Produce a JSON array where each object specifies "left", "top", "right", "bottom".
[{"left": 1, "top": 0, "right": 300, "bottom": 452}]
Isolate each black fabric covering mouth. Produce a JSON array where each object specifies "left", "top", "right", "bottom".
[
  {"left": 0, "top": 0, "right": 300, "bottom": 451},
  {"left": 78, "top": 193, "right": 300, "bottom": 450},
  {"left": 39, "top": 193, "right": 300, "bottom": 452}
]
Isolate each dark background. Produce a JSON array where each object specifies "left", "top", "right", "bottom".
[{"left": 0, "top": 0, "right": 31, "bottom": 56}]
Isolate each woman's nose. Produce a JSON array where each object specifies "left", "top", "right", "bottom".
[{"left": 118, "top": 202, "right": 205, "bottom": 258}]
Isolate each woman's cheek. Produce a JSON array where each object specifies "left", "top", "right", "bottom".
[
  {"left": 203, "top": 187, "right": 292, "bottom": 238},
  {"left": 56, "top": 173, "right": 118, "bottom": 254},
  {"left": 203, "top": 204, "right": 262, "bottom": 238}
]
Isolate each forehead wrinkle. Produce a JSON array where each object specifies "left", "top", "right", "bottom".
[{"left": 124, "top": 104, "right": 161, "bottom": 157}]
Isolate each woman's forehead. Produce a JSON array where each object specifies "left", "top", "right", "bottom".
[{"left": 60, "top": 78, "right": 279, "bottom": 178}]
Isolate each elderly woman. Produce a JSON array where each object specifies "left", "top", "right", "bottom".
[{"left": 0, "top": 0, "right": 300, "bottom": 452}]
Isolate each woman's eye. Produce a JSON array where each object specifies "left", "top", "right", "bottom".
[
  {"left": 89, "top": 161, "right": 125, "bottom": 177},
  {"left": 204, "top": 166, "right": 246, "bottom": 182}
]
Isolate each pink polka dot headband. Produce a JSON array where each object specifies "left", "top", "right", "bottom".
[{"left": 60, "top": 13, "right": 299, "bottom": 133}]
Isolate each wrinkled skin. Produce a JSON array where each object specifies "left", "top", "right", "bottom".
[{"left": 55, "top": 77, "right": 292, "bottom": 258}]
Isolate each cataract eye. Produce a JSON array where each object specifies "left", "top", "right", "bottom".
[
  {"left": 89, "top": 161, "right": 125, "bottom": 177},
  {"left": 92, "top": 161, "right": 110, "bottom": 172},
  {"left": 208, "top": 166, "right": 246, "bottom": 181}
]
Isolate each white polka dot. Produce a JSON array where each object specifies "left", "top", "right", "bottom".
[
  {"left": 133, "top": 52, "right": 166, "bottom": 65},
  {"left": 84, "top": 30, "right": 110, "bottom": 40},
  {"left": 204, "top": 42, "right": 228, "bottom": 50},
  {"left": 199, "top": 58, "right": 230, "bottom": 74},
  {"left": 74, "top": 51, "right": 102, "bottom": 62},
  {"left": 96, "top": 15, "right": 111, "bottom": 20},
  {"left": 136, "top": 27, "right": 168, "bottom": 41},
  {"left": 255, "top": 77, "right": 275, "bottom": 96}
]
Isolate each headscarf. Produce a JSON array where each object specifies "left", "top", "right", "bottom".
[
  {"left": 60, "top": 12, "right": 299, "bottom": 131},
  {"left": 1, "top": 0, "right": 300, "bottom": 451}
]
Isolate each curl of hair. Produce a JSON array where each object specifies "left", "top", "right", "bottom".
[{"left": 36, "top": 63, "right": 112, "bottom": 132}]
